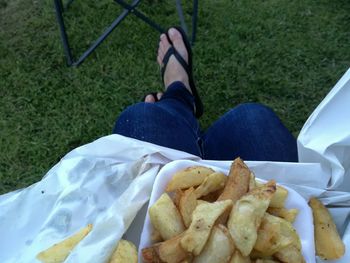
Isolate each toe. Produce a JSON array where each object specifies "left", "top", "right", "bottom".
[
  {"left": 144, "top": 94, "right": 156, "bottom": 103},
  {"left": 168, "top": 28, "right": 188, "bottom": 63},
  {"left": 159, "top": 34, "right": 171, "bottom": 57},
  {"left": 156, "top": 92, "right": 163, "bottom": 100}
]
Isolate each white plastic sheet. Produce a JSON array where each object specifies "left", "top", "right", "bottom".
[{"left": 0, "top": 68, "right": 349, "bottom": 262}]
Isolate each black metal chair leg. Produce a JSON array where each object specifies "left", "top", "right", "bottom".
[
  {"left": 191, "top": 0, "right": 198, "bottom": 44},
  {"left": 54, "top": 0, "right": 73, "bottom": 65}
]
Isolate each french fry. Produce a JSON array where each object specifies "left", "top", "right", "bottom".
[
  {"left": 229, "top": 250, "right": 251, "bottom": 263},
  {"left": 269, "top": 185, "right": 288, "bottom": 208},
  {"left": 217, "top": 158, "right": 250, "bottom": 202},
  {"left": 254, "top": 213, "right": 294, "bottom": 256},
  {"left": 194, "top": 172, "right": 227, "bottom": 199},
  {"left": 109, "top": 239, "right": 137, "bottom": 263},
  {"left": 227, "top": 181, "right": 276, "bottom": 256},
  {"left": 309, "top": 197, "right": 345, "bottom": 260},
  {"left": 142, "top": 233, "right": 190, "bottom": 263},
  {"left": 255, "top": 260, "right": 279, "bottom": 263},
  {"left": 179, "top": 187, "right": 198, "bottom": 227},
  {"left": 36, "top": 224, "right": 92, "bottom": 263},
  {"left": 274, "top": 244, "right": 305, "bottom": 263},
  {"left": 267, "top": 207, "right": 298, "bottom": 223},
  {"left": 149, "top": 193, "right": 185, "bottom": 240},
  {"left": 181, "top": 200, "right": 233, "bottom": 256},
  {"left": 150, "top": 229, "right": 163, "bottom": 243},
  {"left": 193, "top": 224, "right": 235, "bottom": 263},
  {"left": 173, "top": 189, "right": 183, "bottom": 207},
  {"left": 196, "top": 199, "right": 209, "bottom": 206},
  {"left": 166, "top": 166, "right": 215, "bottom": 192},
  {"left": 217, "top": 158, "right": 250, "bottom": 223},
  {"left": 248, "top": 172, "right": 256, "bottom": 191}
]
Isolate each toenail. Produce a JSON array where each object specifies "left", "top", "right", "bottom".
[{"left": 169, "top": 28, "right": 177, "bottom": 37}]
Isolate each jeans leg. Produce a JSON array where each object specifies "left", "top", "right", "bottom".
[
  {"left": 113, "top": 81, "right": 202, "bottom": 156},
  {"left": 202, "top": 103, "right": 298, "bottom": 162}
]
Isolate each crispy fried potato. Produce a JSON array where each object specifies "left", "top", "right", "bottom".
[
  {"left": 217, "top": 158, "right": 250, "bottom": 224},
  {"left": 269, "top": 186, "right": 288, "bottom": 208},
  {"left": 227, "top": 181, "right": 276, "bottom": 256},
  {"left": 142, "top": 233, "right": 190, "bottom": 263},
  {"left": 173, "top": 189, "right": 183, "bottom": 207},
  {"left": 255, "top": 260, "right": 279, "bottom": 263},
  {"left": 309, "top": 197, "right": 345, "bottom": 260},
  {"left": 181, "top": 200, "right": 233, "bottom": 256},
  {"left": 200, "top": 189, "right": 223, "bottom": 202},
  {"left": 267, "top": 207, "right": 298, "bottom": 223},
  {"left": 196, "top": 200, "right": 209, "bottom": 206},
  {"left": 109, "top": 239, "right": 137, "bottom": 263},
  {"left": 36, "top": 224, "right": 92, "bottom": 263},
  {"left": 274, "top": 244, "right": 305, "bottom": 263},
  {"left": 194, "top": 172, "right": 227, "bottom": 199},
  {"left": 166, "top": 166, "right": 215, "bottom": 192},
  {"left": 149, "top": 193, "right": 185, "bottom": 240},
  {"left": 254, "top": 213, "right": 294, "bottom": 256},
  {"left": 179, "top": 187, "right": 198, "bottom": 227},
  {"left": 249, "top": 172, "right": 256, "bottom": 191},
  {"left": 193, "top": 224, "right": 235, "bottom": 263},
  {"left": 218, "top": 158, "right": 250, "bottom": 202},
  {"left": 151, "top": 229, "right": 163, "bottom": 243},
  {"left": 229, "top": 250, "right": 251, "bottom": 263}
]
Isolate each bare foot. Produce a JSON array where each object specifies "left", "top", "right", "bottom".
[{"left": 157, "top": 28, "right": 191, "bottom": 93}]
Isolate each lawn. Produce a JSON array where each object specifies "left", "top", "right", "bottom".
[{"left": 0, "top": 0, "right": 349, "bottom": 194}]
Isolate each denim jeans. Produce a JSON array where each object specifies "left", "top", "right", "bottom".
[{"left": 113, "top": 81, "right": 298, "bottom": 162}]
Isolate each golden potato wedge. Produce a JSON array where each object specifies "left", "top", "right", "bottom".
[
  {"left": 249, "top": 172, "right": 256, "bottom": 191},
  {"left": 309, "top": 197, "right": 345, "bottom": 260},
  {"left": 267, "top": 207, "right": 298, "bottom": 223},
  {"left": 269, "top": 185, "right": 288, "bottom": 208},
  {"left": 229, "top": 250, "right": 251, "bottom": 263},
  {"left": 173, "top": 189, "right": 183, "bottom": 207},
  {"left": 150, "top": 229, "right": 163, "bottom": 243},
  {"left": 181, "top": 200, "right": 233, "bottom": 256},
  {"left": 254, "top": 213, "right": 294, "bottom": 256},
  {"left": 36, "top": 224, "right": 92, "bottom": 263},
  {"left": 166, "top": 166, "right": 215, "bottom": 192},
  {"left": 149, "top": 193, "right": 185, "bottom": 240},
  {"left": 193, "top": 224, "right": 235, "bottom": 263},
  {"left": 109, "top": 239, "right": 137, "bottom": 263},
  {"left": 179, "top": 187, "right": 198, "bottom": 227},
  {"left": 274, "top": 244, "right": 305, "bottom": 263},
  {"left": 196, "top": 200, "right": 209, "bottom": 206},
  {"left": 194, "top": 172, "right": 227, "bottom": 199},
  {"left": 217, "top": 158, "right": 250, "bottom": 224},
  {"left": 227, "top": 181, "right": 276, "bottom": 256},
  {"left": 255, "top": 260, "right": 279, "bottom": 263},
  {"left": 200, "top": 189, "right": 223, "bottom": 202},
  {"left": 142, "top": 233, "right": 190, "bottom": 263},
  {"left": 217, "top": 158, "right": 250, "bottom": 202}
]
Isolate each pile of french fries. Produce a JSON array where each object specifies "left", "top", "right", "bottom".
[
  {"left": 142, "top": 158, "right": 305, "bottom": 263},
  {"left": 35, "top": 157, "right": 345, "bottom": 263}
]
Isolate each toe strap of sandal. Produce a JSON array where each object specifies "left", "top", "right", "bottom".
[{"left": 161, "top": 46, "right": 190, "bottom": 84}]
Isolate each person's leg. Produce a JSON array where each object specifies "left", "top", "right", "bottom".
[
  {"left": 113, "top": 28, "right": 203, "bottom": 156},
  {"left": 202, "top": 103, "right": 298, "bottom": 162},
  {"left": 113, "top": 81, "right": 202, "bottom": 156}
]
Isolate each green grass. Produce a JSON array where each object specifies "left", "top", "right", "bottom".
[{"left": 1, "top": 0, "right": 349, "bottom": 194}]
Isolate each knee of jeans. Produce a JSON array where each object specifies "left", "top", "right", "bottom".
[
  {"left": 118, "top": 102, "right": 162, "bottom": 122},
  {"left": 228, "top": 103, "right": 277, "bottom": 121}
]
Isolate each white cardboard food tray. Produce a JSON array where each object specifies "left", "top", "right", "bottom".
[{"left": 138, "top": 159, "right": 316, "bottom": 263}]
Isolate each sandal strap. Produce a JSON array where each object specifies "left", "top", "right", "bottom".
[{"left": 161, "top": 46, "right": 190, "bottom": 85}]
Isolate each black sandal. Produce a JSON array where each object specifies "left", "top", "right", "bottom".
[{"left": 161, "top": 26, "right": 203, "bottom": 118}]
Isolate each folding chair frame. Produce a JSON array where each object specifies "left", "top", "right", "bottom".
[{"left": 53, "top": 0, "right": 198, "bottom": 66}]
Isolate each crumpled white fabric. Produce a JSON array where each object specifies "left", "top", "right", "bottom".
[{"left": 0, "top": 68, "right": 349, "bottom": 263}]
